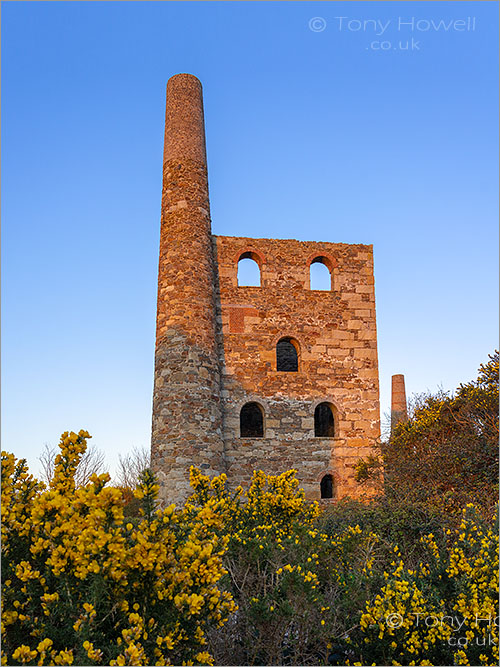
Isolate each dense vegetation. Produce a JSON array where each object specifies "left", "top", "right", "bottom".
[
  {"left": 355, "top": 351, "right": 499, "bottom": 519},
  {"left": 1, "top": 434, "right": 235, "bottom": 666},
  {"left": 2, "top": 353, "right": 498, "bottom": 666}
]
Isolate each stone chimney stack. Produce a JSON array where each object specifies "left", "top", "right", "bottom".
[
  {"left": 151, "top": 73, "right": 225, "bottom": 504},
  {"left": 391, "top": 374, "right": 408, "bottom": 429}
]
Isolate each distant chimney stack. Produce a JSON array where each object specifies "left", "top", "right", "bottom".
[{"left": 391, "top": 374, "right": 408, "bottom": 429}]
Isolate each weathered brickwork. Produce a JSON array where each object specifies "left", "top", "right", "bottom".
[
  {"left": 213, "top": 236, "right": 380, "bottom": 501},
  {"left": 152, "top": 74, "right": 381, "bottom": 505},
  {"left": 151, "top": 74, "right": 225, "bottom": 503}
]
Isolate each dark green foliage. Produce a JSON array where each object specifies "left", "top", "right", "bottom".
[
  {"left": 356, "top": 352, "right": 499, "bottom": 520},
  {"left": 319, "top": 497, "right": 449, "bottom": 570}
]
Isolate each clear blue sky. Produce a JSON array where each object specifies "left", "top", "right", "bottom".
[{"left": 2, "top": 1, "right": 498, "bottom": 478}]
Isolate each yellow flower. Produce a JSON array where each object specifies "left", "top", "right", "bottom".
[{"left": 12, "top": 645, "right": 37, "bottom": 664}]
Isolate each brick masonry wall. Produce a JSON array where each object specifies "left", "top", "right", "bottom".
[
  {"left": 151, "top": 75, "right": 225, "bottom": 505},
  {"left": 213, "top": 235, "right": 381, "bottom": 501}
]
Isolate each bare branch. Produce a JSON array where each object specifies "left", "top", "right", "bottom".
[
  {"left": 38, "top": 442, "right": 56, "bottom": 486},
  {"left": 74, "top": 445, "right": 106, "bottom": 486},
  {"left": 38, "top": 441, "right": 106, "bottom": 487},
  {"left": 114, "top": 446, "right": 151, "bottom": 490}
]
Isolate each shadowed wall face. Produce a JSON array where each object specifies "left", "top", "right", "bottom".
[{"left": 151, "top": 74, "right": 225, "bottom": 504}]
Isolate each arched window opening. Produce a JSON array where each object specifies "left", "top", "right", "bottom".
[
  {"left": 320, "top": 474, "right": 333, "bottom": 499},
  {"left": 240, "top": 402, "right": 264, "bottom": 438},
  {"left": 276, "top": 337, "right": 299, "bottom": 372},
  {"left": 310, "top": 257, "right": 331, "bottom": 291},
  {"left": 314, "top": 403, "right": 335, "bottom": 437},
  {"left": 237, "top": 253, "right": 261, "bottom": 287}
]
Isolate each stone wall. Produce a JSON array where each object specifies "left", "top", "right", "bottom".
[{"left": 213, "top": 235, "right": 380, "bottom": 501}]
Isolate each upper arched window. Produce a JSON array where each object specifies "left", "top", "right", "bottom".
[
  {"left": 309, "top": 257, "right": 332, "bottom": 291},
  {"left": 240, "top": 402, "right": 264, "bottom": 437},
  {"left": 276, "top": 337, "right": 299, "bottom": 372},
  {"left": 320, "top": 474, "right": 334, "bottom": 499},
  {"left": 237, "top": 252, "right": 261, "bottom": 287},
  {"left": 314, "top": 402, "right": 335, "bottom": 437}
]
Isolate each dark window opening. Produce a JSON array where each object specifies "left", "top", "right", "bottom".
[
  {"left": 314, "top": 403, "right": 335, "bottom": 437},
  {"left": 240, "top": 402, "right": 264, "bottom": 437},
  {"left": 320, "top": 474, "right": 333, "bottom": 499},
  {"left": 276, "top": 338, "right": 299, "bottom": 372}
]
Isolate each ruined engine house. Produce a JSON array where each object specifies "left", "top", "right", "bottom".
[{"left": 151, "top": 74, "right": 380, "bottom": 504}]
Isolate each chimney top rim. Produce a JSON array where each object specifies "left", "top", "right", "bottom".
[{"left": 167, "top": 72, "right": 202, "bottom": 86}]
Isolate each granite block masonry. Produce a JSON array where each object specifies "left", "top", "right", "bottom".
[{"left": 151, "top": 73, "right": 381, "bottom": 505}]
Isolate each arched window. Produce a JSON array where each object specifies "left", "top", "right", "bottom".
[
  {"left": 314, "top": 403, "right": 335, "bottom": 437},
  {"left": 237, "top": 252, "right": 261, "bottom": 286},
  {"left": 276, "top": 337, "right": 299, "bottom": 372},
  {"left": 309, "top": 257, "right": 332, "bottom": 291},
  {"left": 240, "top": 402, "right": 264, "bottom": 437},
  {"left": 320, "top": 474, "right": 333, "bottom": 499}
]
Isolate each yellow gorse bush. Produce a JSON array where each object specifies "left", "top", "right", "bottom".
[
  {"left": 2, "top": 433, "right": 498, "bottom": 666},
  {"left": 1, "top": 431, "right": 236, "bottom": 666},
  {"left": 356, "top": 505, "right": 499, "bottom": 666},
  {"left": 185, "top": 467, "right": 498, "bottom": 666},
  {"left": 186, "top": 467, "right": 382, "bottom": 666}
]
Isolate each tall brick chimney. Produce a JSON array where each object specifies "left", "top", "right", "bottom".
[
  {"left": 391, "top": 374, "right": 408, "bottom": 429},
  {"left": 151, "top": 73, "right": 225, "bottom": 504}
]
